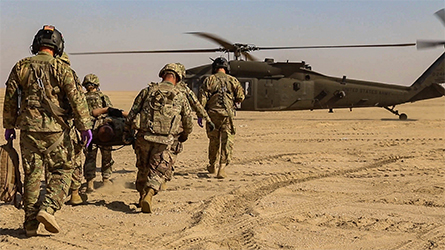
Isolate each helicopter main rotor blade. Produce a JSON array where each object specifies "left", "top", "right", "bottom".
[
  {"left": 416, "top": 40, "right": 445, "bottom": 49},
  {"left": 71, "top": 31, "right": 418, "bottom": 58},
  {"left": 70, "top": 48, "right": 224, "bottom": 55},
  {"left": 187, "top": 32, "right": 259, "bottom": 60},
  {"left": 242, "top": 52, "right": 257, "bottom": 61},
  {"left": 186, "top": 32, "right": 238, "bottom": 52},
  {"left": 255, "top": 43, "right": 416, "bottom": 50}
]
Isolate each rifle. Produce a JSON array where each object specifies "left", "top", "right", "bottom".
[{"left": 220, "top": 79, "right": 236, "bottom": 135}]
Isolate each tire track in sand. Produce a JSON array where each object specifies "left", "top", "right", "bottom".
[{"left": 154, "top": 155, "right": 411, "bottom": 249}]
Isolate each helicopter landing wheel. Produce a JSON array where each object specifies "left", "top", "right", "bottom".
[{"left": 384, "top": 106, "right": 408, "bottom": 120}]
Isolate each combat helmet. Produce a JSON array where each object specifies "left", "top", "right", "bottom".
[
  {"left": 212, "top": 57, "right": 230, "bottom": 74},
  {"left": 175, "top": 63, "right": 186, "bottom": 81},
  {"left": 159, "top": 63, "right": 182, "bottom": 81},
  {"left": 82, "top": 74, "right": 100, "bottom": 87},
  {"left": 31, "top": 25, "right": 65, "bottom": 57}
]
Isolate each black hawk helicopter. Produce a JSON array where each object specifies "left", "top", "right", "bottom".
[{"left": 71, "top": 9, "right": 445, "bottom": 120}]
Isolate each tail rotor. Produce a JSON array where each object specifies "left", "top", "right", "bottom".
[{"left": 417, "top": 9, "right": 445, "bottom": 49}]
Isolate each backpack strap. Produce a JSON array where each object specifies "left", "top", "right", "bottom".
[
  {"left": 96, "top": 91, "right": 107, "bottom": 107},
  {"left": 101, "top": 95, "right": 106, "bottom": 107},
  {"left": 21, "top": 130, "right": 67, "bottom": 157},
  {"left": 30, "top": 64, "right": 70, "bottom": 130},
  {"left": 28, "top": 64, "right": 70, "bottom": 154},
  {"left": 0, "top": 140, "right": 22, "bottom": 209},
  {"left": 8, "top": 140, "right": 22, "bottom": 209}
]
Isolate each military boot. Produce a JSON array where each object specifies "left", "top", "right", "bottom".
[
  {"left": 207, "top": 164, "right": 216, "bottom": 174},
  {"left": 102, "top": 178, "right": 112, "bottom": 186},
  {"left": 24, "top": 220, "right": 39, "bottom": 237},
  {"left": 137, "top": 190, "right": 146, "bottom": 208},
  {"left": 70, "top": 189, "right": 83, "bottom": 205},
  {"left": 25, "top": 227, "right": 38, "bottom": 237},
  {"left": 216, "top": 164, "right": 227, "bottom": 179},
  {"left": 36, "top": 209, "right": 60, "bottom": 233},
  {"left": 140, "top": 188, "right": 155, "bottom": 213},
  {"left": 86, "top": 179, "right": 94, "bottom": 193}
]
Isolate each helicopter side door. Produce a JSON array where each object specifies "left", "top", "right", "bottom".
[
  {"left": 250, "top": 77, "right": 315, "bottom": 111},
  {"left": 288, "top": 79, "right": 315, "bottom": 110},
  {"left": 278, "top": 78, "right": 318, "bottom": 111},
  {"left": 255, "top": 78, "right": 279, "bottom": 110}
]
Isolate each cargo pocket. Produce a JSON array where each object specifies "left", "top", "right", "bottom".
[{"left": 155, "top": 150, "right": 174, "bottom": 180}]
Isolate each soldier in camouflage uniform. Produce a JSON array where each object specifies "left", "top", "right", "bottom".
[
  {"left": 82, "top": 74, "right": 114, "bottom": 192},
  {"left": 58, "top": 52, "right": 87, "bottom": 205},
  {"left": 3, "top": 25, "right": 92, "bottom": 236},
  {"left": 198, "top": 57, "right": 245, "bottom": 179},
  {"left": 175, "top": 63, "right": 215, "bottom": 131},
  {"left": 124, "top": 63, "right": 193, "bottom": 213}
]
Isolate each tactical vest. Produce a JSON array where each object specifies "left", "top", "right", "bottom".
[
  {"left": 25, "top": 62, "right": 62, "bottom": 111},
  {"left": 140, "top": 83, "right": 182, "bottom": 136},
  {"left": 85, "top": 91, "right": 107, "bottom": 111},
  {"left": 207, "top": 76, "right": 234, "bottom": 116},
  {"left": 18, "top": 60, "right": 71, "bottom": 131}
]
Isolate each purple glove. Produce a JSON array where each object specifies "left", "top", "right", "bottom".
[
  {"left": 4, "top": 129, "right": 16, "bottom": 141},
  {"left": 81, "top": 130, "right": 93, "bottom": 148},
  {"left": 197, "top": 117, "right": 203, "bottom": 128}
]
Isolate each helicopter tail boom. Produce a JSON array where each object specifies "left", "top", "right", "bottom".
[{"left": 408, "top": 52, "right": 445, "bottom": 102}]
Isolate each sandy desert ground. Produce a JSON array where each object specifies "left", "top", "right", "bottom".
[{"left": 0, "top": 90, "right": 444, "bottom": 250}]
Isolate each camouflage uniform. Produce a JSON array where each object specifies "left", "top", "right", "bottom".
[
  {"left": 83, "top": 75, "right": 114, "bottom": 182},
  {"left": 177, "top": 81, "right": 212, "bottom": 123},
  {"left": 125, "top": 78, "right": 193, "bottom": 204},
  {"left": 58, "top": 52, "right": 84, "bottom": 193},
  {"left": 174, "top": 63, "right": 212, "bottom": 124},
  {"left": 69, "top": 128, "right": 84, "bottom": 191},
  {"left": 2, "top": 51, "right": 92, "bottom": 231},
  {"left": 198, "top": 71, "right": 245, "bottom": 174}
]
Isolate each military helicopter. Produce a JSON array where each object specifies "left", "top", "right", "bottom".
[{"left": 71, "top": 10, "right": 445, "bottom": 120}]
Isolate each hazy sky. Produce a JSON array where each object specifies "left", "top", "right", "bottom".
[{"left": 1, "top": 0, "right": 444, "bottom": 91}]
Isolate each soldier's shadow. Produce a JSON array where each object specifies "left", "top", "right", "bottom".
[
  {"left": 90, "top": 200, "right": 138, "bottom": 214},
  {"left": 0, "top": 228, "right": 51, "bottom": 239},
  {"left": 196, "top": 172, "right": 212, "bottom": 179},
  {"left": 174, "top": 170, "right": 212, "bottom": 179},
  {"left": 0, "top": 228, "right": 23, "bottom": 238}
]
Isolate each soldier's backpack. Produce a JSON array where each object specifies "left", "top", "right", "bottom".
[
  {"left": 0, "top": 140, "right": 22, "bottom": 209},
  {"left": 144, "top": 83, "right": 182, "bottom": 136}
]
